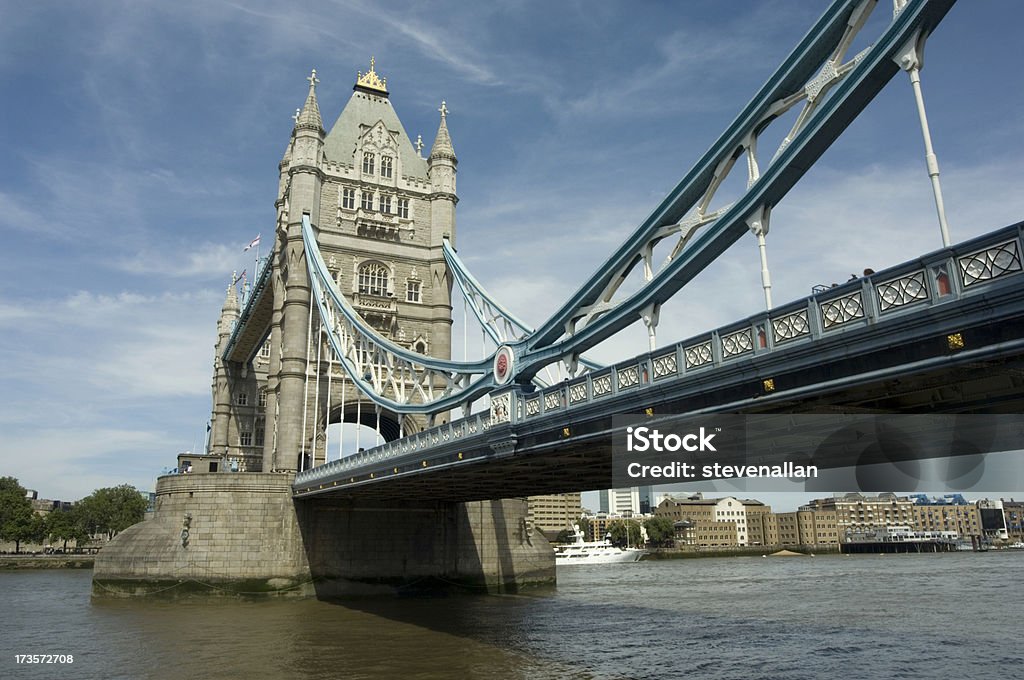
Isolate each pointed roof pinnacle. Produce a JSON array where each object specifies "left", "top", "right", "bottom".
[
  {"left": 296, "top": 68, "right": 324, "bottom": 132},
  {"left": 223, "top": 274, "right": 239, "bottom": 313},
  {"left": 354, "top": 56, "right": 389, "bottom": 97},
  {"left": 429, "top": 100, "right": 456, "bottom": 160}
]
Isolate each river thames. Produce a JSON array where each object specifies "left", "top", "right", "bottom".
[{"left": 2, "top": 553, "right": 1021, "bottom": 679}]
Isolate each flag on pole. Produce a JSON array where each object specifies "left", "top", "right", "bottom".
[{"left": 244, "top": 234, "right": 261, "bottom": 251}]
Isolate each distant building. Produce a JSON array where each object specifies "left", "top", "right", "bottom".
[
  {"left": 910, "top": 494, "right": 981, "bottom": 539},
  {"left": 804, "top": 493, "right": 914, "bottom": 539},
  {"left": 654, "top": 495, "right": 755, "bottom": 547},
  {"left": 527, "top": 493, "right": 583, "bottom": 540},
  {"left": 1001, "top": 500, "right": 1024, "bottom": 542},
  {"left": 977, "top": 499, "right": 1010, "bottom": 542},
  {"left": 777, "top": 509, "right": 839, "bottom": 548},
  {"left": 599, "top": 488, "right": 641, "bottom": 516}
]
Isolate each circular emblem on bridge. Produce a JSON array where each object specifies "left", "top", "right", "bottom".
[{"left": 494, "top": 345, "right": 515, "bottom": 385}]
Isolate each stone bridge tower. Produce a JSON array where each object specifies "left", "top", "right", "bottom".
[{"left": 210, "top": 61, "right": 458, "bottom": 473}]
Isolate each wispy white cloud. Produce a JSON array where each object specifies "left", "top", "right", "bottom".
[{"left": 1, "top": 1, "right": 1021, "bottom": 502}]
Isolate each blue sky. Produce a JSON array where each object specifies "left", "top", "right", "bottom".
[{"left": 1, "top": 1, "right": 1022, "bottom": 509}]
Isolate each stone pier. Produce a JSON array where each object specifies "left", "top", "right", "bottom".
[{"left": 92, "top": 473, "right": 554, "bottom": 598}]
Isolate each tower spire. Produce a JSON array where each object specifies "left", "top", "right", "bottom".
[
  {"left": 429, "top": 100, "right": 456, "bottom": 160},
  {"left": 295, "top": 68, "right": 324, "bottom": 132}
]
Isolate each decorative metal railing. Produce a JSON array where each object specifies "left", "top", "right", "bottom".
[{"left": 293, "top": 223, "right": 1023, "bottom": 487}]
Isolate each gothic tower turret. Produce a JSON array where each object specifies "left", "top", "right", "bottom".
[
  {"left": 267, "top": 69, "right": 326, "bottom": 472},
  {"left": 210, "top": 278, "right": 240, "bottom": 456},
  {"left": 425, "top": 102, "right": 458, "bottom": 366},
  {"left": 236, "top": 61, "right": 459, "bottom": 472}
]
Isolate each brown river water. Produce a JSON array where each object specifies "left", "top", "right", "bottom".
[{"left": 2, "top": 552, "right": 1022, "bottom": 679}]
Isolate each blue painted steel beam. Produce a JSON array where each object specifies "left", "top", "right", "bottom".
[{"left": 515, "top": 0, "right": 956, "bottom": 378}]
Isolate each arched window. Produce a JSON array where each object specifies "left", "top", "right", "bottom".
[{"left": 358, "top": 262, "right": 389, "bottom": 297}]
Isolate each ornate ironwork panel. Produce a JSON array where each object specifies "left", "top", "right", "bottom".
[
  {"left": 876, "top": 271, "right": 928, "bottom": 312},
  {"left": 819, "top": 292, "right": 864, "bottom": 329},
  {"left": 653, "top": 353, "right": 678, "bottom": 379},
  {"left": 617, "top": 366, "right": 640, "bottom": 389},
  {"left": 569, "top": 383, "right": 588, "bottom": 404},
  {"left": 592, "top": 374, "right": 612, "bottom": 397},
  {"left": 959, "top": 239, "right": 1022, "bottom": 287},
  {"left": 771, "top": 309, "right": 810, "bottom": 344},
  {"left": 526, "top": 398, "right": 540, "bottom": 416},
  {"left": 684, "top": 341, "right": 713, "bottom": 369},
  {"left": 544, "top": 392, "right": 561, "bottom": 411},
  {"left": 721, "top": 328, "right": 754, "bottom": 358}
]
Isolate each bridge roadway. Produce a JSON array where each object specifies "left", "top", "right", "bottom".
[{"left": 293, "top": 222, "right": 1024, "bottom": 503}]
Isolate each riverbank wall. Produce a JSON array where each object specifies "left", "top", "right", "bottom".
[{"left": 0, "top": 555, "right": 95, "bottom": 569}]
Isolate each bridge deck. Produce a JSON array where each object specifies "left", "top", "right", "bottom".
[{"left": 294, "top": 222, "right": 1024, "bottom": 502}]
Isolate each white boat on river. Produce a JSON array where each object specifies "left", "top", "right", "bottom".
[{"left": 554, "top": 525, "right": 646, "bottom": 565}]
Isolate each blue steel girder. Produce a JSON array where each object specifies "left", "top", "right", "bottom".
[
  {"left": 303, "top": 215, "right": 501, "bottom": 414},
  {"left": 510, "top": 0, "right": 956, "bottom": 380},
  {"left": 293, "top": 221, "right": 1024, "bottom": 500},
  {"left": 252, "top": 0, "right": 956, "bottom": 416},
  {"left": 442, "top": 238, "right": 602, "bottom": 380},
  {"left": 222, "top": 254, "right": 274, "bottom": 364}
]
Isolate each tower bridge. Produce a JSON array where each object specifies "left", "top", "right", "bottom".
[{"left": 94, "top": 0, "right": 1024, "bottom": 597}]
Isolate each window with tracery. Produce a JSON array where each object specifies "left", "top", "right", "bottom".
[
  {"left": 362, "top": 152, "right": 375, "bottom": 175},
  {"left": 406, "top": 280, "right": 421, "bottom": 303},
  {"left": 342, "top": 188, "right": 355, "bottom": 210},
  {"left": 358, "top": 262, "right": 389, "bottom": 297},
  {"left": 397, "top": 198, "right": 409, "bottom": 219},
  {"left": 361, "top": 191, "right": 374, "bottom": 210},
  {"left": 380, "top": 155, "right": 393, "bottom": 178},
  {"left": 379, "top": 194, "right": 392, "bottom": 214}
]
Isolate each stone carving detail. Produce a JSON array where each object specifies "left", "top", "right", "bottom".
[
  {"left": 490, "top": 393, "right": 511, "bottom": 424},
  {"left": 959, "top": 239, "right": 1022, "bottom": 287}
]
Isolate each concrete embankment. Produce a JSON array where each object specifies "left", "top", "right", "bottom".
[
  {"left": 644, "top": 546, "right": 840, "bottom": 559},
  {"left": 0, "top": 555, "right": 95, "bottom": 569}
]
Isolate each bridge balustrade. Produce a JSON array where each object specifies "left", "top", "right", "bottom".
[{"left": 293, "top": 222, "right": 1023, "bottom": 489}]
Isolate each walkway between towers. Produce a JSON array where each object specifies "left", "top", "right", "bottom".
[{"left": 293, "top": 221, "right": 1024, "bottom": 502}]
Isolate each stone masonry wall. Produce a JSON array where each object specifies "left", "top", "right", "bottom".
[
  {"left": 93, "top": 473, "right": 312, "bottom": 597},
  {"left": 94, "top": 474, "right": 554, "bottom": 598},
  {"left": 298, "top": 497, "right": 554, "bottom": 596}
]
